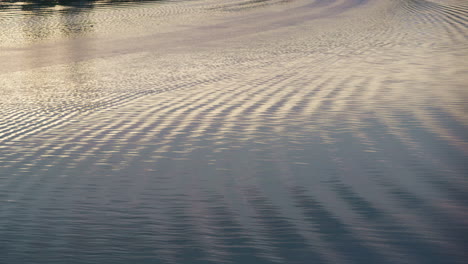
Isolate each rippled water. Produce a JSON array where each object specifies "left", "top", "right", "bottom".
[{"left": 1, "top": 0, "right": 467, "bottom": 263}]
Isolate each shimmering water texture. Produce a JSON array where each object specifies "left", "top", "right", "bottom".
[{"left": 1, "top": 0, "right": 467, "bottom": 263}]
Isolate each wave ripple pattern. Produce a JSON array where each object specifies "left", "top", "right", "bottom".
[{"left": 0, "top": 0, "right": 467, "bottom": 263}]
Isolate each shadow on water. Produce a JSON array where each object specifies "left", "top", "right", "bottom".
[
  {"left": 0, "top": 0, "right": 169, "bottom": 15},
  {"left": 0, "top": 0, "right": 171, "bottom": 47},
  {"left": 1, "top": 0, "right": 168, "bottom": 9}
]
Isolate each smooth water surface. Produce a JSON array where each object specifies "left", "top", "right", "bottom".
[{"left": 1, "top": 0, "right": 467, "bottom": 263}]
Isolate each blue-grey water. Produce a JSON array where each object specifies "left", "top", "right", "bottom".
[{"left": 1, "top": 0, "right": 467, "bottom": 263}]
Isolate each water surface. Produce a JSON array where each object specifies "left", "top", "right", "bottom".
[{"left": 1, "top": 0, "right": 467, "bottom": 263}]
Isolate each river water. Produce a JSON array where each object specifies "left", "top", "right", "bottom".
[{"left": 0, "top": 0, "right": 467, "bottom": 263}]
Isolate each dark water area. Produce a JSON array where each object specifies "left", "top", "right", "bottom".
[
  {"left": 0, "top": 0, "right": 156, "bottom": 19},
  {"left": 1, "top": 0, "right": 467, "bottom": 263},
  {"left": 1, "top": 0, "right": 165, "bottom": 8}
]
